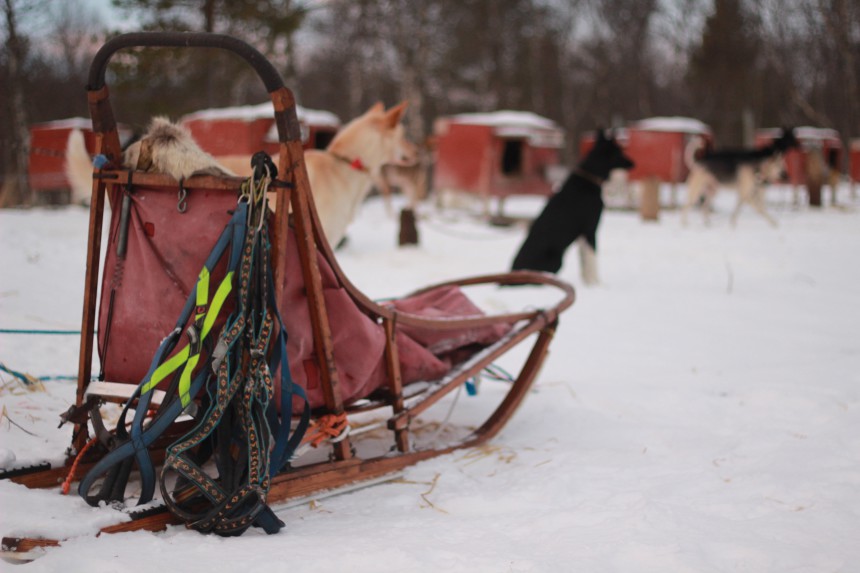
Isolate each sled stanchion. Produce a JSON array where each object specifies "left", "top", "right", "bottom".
[
  {"left": 269, "top": 87, "right": 301, "bottom": 290},
  {"left": 289, "top": 163, "right": 353, "bottom": 461},
  {"left": 383, "top": 316, "right": 410, "bottom": 452},
  {"left": 73, "top": 157, "right": 110, "bottom": 455}
]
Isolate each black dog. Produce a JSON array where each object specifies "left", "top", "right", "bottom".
[{"left": 511, "top": 130, "right": 634, "bottom": 284}]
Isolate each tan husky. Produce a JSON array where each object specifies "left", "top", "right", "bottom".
[{"left": 304, "top": 101, "right": 417, "bottom": 247}]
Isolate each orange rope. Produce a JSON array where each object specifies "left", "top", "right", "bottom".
[
  {"left": 61, "top": 436, "right": 98, "bottom": 495},
  {"left": 302, "top": 413, "right": 349, "bottom": 448}
]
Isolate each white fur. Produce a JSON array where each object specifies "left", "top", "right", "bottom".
[
  {"left": 577, "top": 236, "right": 599, "bottom": 285},
  {"left": 123, "top": 117, "right": 234, "bottom": 180},
  {"left": 64, "top": 118, "right": 233, "bottom": 207}
]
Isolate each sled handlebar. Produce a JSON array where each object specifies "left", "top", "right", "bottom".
[
  {"left": 87, "top": 32, "right": 285, "bottom": 93},
  {"left": 85, "top": 32, "right": 301, "bottom": 157}
]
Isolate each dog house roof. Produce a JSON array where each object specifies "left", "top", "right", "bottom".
[
  {"left": 758, "top": 126, "right": 841, "bottom": 143},
  {"left": 183, "top": 103, "right": 341, "bottom": 128},
  {"left": 631, "top": 116, "right": 712, "bottom": 135},
  {"left": 31, "top": 117, "right": 93, "bottom": 130},
  {"left": 443, "top": 110, "right": 564, "bottom": 148}
]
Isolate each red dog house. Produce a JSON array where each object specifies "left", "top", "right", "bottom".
[
  {"left": 579, "top": 117, "right": 711, "bottom": 183},
  {"left": 851, "top": 139, "right": 860, "bottom": 183},
  {"left": 182, "top": 103, "right": 340, "bottom": 155},
  {"left": 29, "top": 118, "right": 94, "bottom": 196},
  {"left": 265, "top": 107, "right": 340, "bottom": 151},
  {"left": 626, "top": 117, "right": 711, "bottom": 183},
  {"left": 756, "top": 127, "right": 842, "bottom": 186},
  {"left": 28, "top": 117, "right": 132, "bottom": 201},
  {"left": 433, "top": 111, "right": 564, "bottom": 203}
]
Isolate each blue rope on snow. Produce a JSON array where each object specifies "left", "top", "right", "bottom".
[
  {"left": 0, "top": 329, "right": 83, "bottom": 335},
  {"left": 0, "top": 363, "right": 80, "bottom": 385},
  {"left": 0, "top": 363, "right": 40, "bottom": 386}
]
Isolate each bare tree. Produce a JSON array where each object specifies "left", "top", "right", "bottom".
[{"left": 1, "top": 0, "right": 32, "bottom": 207}]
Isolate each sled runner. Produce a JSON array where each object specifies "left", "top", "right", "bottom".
[{"left": 1, "top": 32, "right": 574, "bottom": 557}]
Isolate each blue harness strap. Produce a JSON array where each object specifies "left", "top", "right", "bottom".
[
  {"left": 78, "top": 203, "right": 248, "bottom": 506},
  {"left": 79, "top": 168, "right": 309, "bottom": 536},
  {"left": 157, "top": 171, "right": 309, "bottom": 536}
]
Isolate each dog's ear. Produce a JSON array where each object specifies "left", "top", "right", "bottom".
[
  {"left": 368, "top": 101, "right": 385, "bottom": 114},
  {"left": 384, "top": 101, "right": 409, "bottom": 128},
  {"left": 595, "top": 128, "right": 607, "bottom": 142}
]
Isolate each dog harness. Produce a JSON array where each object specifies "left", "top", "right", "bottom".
[{"left": 79, "top": 159, "right": 309, "bottom": 536}]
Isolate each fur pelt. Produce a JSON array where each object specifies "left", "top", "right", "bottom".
[
  {"left": 65, "top": 117, "right": 234, "bottom": 206},
  {"left": 122, "top": 117, "right": 234, "bottom": 180}
]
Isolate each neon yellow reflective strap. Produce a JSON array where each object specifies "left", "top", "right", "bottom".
[
  {"left": 140, "top": 270, "right": 234, "bottom": 397},
  {"left": 177, "top": 271, "right": 233, "bottom": 406},
  {"left": 178, "top": 353, "right": 200, "bottom": 407},
  {"left": 141, "top": 346, "right": 190, "bottom": 395},
  {"left": 196, "top": 267, "right": 210, "bottom": 321},
  {"left": 203, "top": 271, "right": 233, "bottom": 338}
]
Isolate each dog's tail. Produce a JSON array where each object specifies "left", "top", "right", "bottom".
[
  {"left": 65, "top": 129, "right": 93, "bottom": 205},
  {"left": 683, "top": 135, "right": 707, "bottom": 172}
]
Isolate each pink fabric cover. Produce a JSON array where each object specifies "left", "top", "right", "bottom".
[{"left": 98, "top": 186, "right": 510, "bottom": 411}]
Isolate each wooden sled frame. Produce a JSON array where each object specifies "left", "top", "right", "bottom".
[{"left": 2, "top": 32, "right": 574, "bottom": 556}]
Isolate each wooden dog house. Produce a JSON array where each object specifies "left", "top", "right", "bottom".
[
  {"left": 433, "top": 111, "right": 564, "bottom": 213},
  {"left": 580, "top": 118, "right": 711, "bottom": 183},
  {"left": 27, "top": 118, "right": 132, "bottom": 201},
  {"left": 851, "top": 139, "right": 860, "bottom": 183},
  {"left": 182, "top": 103, "right": 340, "bottom": 155},
  {"left": 756, "top": 127, "right": 842, "bottom": 186},
  {"left": 626, "top": 117, "right": 712, "bottom": 183}
]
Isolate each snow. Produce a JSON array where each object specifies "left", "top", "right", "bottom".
[
  {"left": 632, "top": 116, "right": 712, "bottom": 135},
  {"left": 182, "top": 103, "right": 341, "bottom": 128},
  {"left": 30, "top": 117, "right": 93, "bottom": 130},
  {"left": 2, "top": 183, "right": 860, "bottom": 571},
  {"left": 449, "top": 110, "right": 559, "bottom": 130},
  {"left": 442, "top": 111, "right": 564, "bottom": 148},
  {"left": 758, "top": 126, "right": 841, "bottom": 143}
]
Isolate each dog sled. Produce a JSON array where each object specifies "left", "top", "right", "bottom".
[{"left": 1, "top": 33, "right": 573, "bottom": 558}]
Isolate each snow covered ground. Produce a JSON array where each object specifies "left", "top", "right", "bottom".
[{"left": 1, "top": 184, "right": 859, "bottom": 572}]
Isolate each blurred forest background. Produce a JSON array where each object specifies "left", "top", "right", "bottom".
[{"left": 2, "top": 0, "right": 858, "bottom": 203}]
